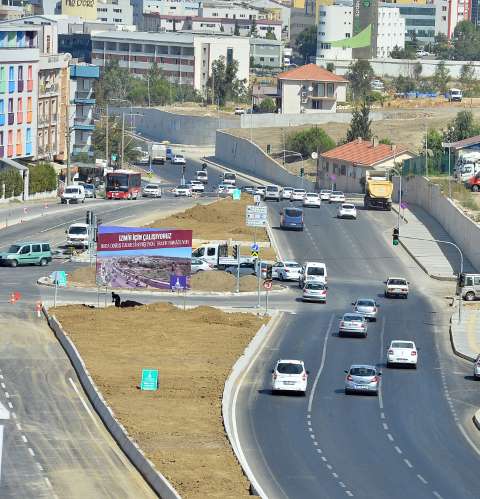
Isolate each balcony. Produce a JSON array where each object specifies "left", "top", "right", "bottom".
[
  {"left": 26, "top": 111, "right": 32, "bottom": 123},
  {"left": 7, "top": 112, "right": 14, "bottom": 125},
  {"left": 70, "top": 64, "right": 100, "bottom": 79},
  {"left": 39, "top": 82, "right": 58, "bottom": 96},
  {"left": 27, "top": 79, "right": 33, "bottom": 92},
  {"left": 74, "top": 117, "right": 95, "bottom": 131},
  {"left": 74, "top": 90, "right": 95, "bottom": 105},
  {"left": 17, "top": 80, "right": 23, "bottom": 92},
  {"left": 25, "top": 143, "right": 32, "bottom": 156},
  {"left": 0, "top": 114, "right": 4, "bottom": 126}
]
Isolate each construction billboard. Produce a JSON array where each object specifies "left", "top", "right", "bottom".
[
  {"left": 352, "top": 0, "right": 378, "bottom": 59},
  {"left": 62, "top": 0, "right": 97, "bottom": 21},
  {"left": 96, "top": 226, "right": 192, "bottom": 290}
]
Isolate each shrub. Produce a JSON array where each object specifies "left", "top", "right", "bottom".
[
  {"left": 29, "top": 162, "right": 57, "bottom": 194},
  {"left": 0, "top": 167, "right": 23, "bottom": 197},
  {"left": 286, "top": 127, "right": 335, "bottom": 158}
]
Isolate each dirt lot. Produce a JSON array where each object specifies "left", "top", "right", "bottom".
[{"left": 52, "top": 303, "right": 267, "bottom": 499}]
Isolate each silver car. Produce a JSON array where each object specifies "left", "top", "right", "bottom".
[
  {"left": 303, "top": 282, "right": 327, "bottom": 302},
  {"left": 339, "top": 313, "right": 368, "bottom": 337},
  {"left": 352, "top": 298, "right": 378, "bottom": 321},
  {"left": 345, "top": 364, "right": 381, "bottom": 395}
]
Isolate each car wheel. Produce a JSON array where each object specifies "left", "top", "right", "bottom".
[
  {"left": 465, "top": 291, "right": 475, "bottom": 301},
  {"left": 10, "top": 260, "right": 18, "bottom": 267},
  {"left": 345, "top": 389, "right": 350, "bottom": 395},
  {"left": 386, "top": 362, "right": 391, "bottom": 368},
  {"left": 279, "top": 273, "right": 284, "bottom": 281},
  {"left": 39, "top": 258, "right": 47, "bottom": 267},
  {"left": 384, "top": 291, "right": 388, "bottom": 298},
  {"left": 473, "top": 185, "right": 480, "bottom": 192}
]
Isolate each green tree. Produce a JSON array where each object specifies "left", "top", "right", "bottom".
[
  {"left": 443, "top": 110, "right": 480, "bottom": 142},
  {"left": 295, "top": 26, "right": 317, "bottom": 63},
  {"left": 452, "top": 21, "right": 480, "bottom": 60},
  {"left": 393, "top": 75, "right": 416, "bottom": 93},
  {"left": 95, "top": 60, "right": 134, "bottom": 107},
  {"left": 431, "top": 33, "right": 451, "bottom": 60},
  {"left": 422, "top": 128, "right": 445, "bottom": 172},
  {"left": 346, "top": 102, "right": 372, "bottom": 142},
  {"left": 346, "top": 59, "right": 374, "bottom": 101},
  {"left": 379, "top": 138, "right": 392, "bottom": 145},
  {"left": 432, "top": 61, "right": 450, "bottom": 94},
  {"left": 413, "top": 61, "right": 423, "bottom": 81},
  {"left": 29, "top": 162, "right": 57, "bottom": 194},
  {"left": 250, "top": 19, "right": 258, "bottom": 36},
  {"left": 234, "top": 21, "right": 240, "bottom": 36},
  {"left": 390, "top": 45, "right": 415, "bottom": 59},
  {"left": 257, "top": 97, "right": 276, "bottom": 113},
  {"left": 286, "top": 127, "right": 335, "bottom": 157},
  {"left": 0, "top": 167, "right": 23, "bottom": 197},
  {"left": 460, "top": 63, "right": 476, "bottom": 96},
  {"left": 265, "top": 28, "right": 276, "bottom": 40},
  {"left": 326, "top": 62, "right": 335, "bottom": 73},
  {"left": 93, "top": 117, "right": 140, "bottom": 165},
  {"left": 207, "top": 56, "right": 247, "bottom": 106}
]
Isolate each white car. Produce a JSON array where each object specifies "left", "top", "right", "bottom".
[
  {"left": 142, "top": 184, "right": 162, "bottom": 198},
  {"left": 174, "top": 184, "right": 192, "bottom": 197},
  {"left": 299, "top": 262, "right": 327, "bottom": 287},
  {"left": 172, "top": 154, "right": 186, "bottom": 165},
  {"left": 234, "top": 107, "right": 245, "bottom": 115},
  {"left": 387, "top": 340, "right": 418, "bottom": 368},
  {"left": 189, "top": 180, "right": 205, "bottom": 193},
  {"left": 416, "top": 50, "right": 429, "bottom": 58},
  {"left": 290, "top": 188, "right": 306, "bottom": 201},
  {"left": 218, "top": 183, "right": 235, "bottom": 195},
  {"left": 271, "top": 359, "right": 308, "bottom": 395},
  {"left": 385, "top": 277, "right": 409, "bottom": 298},
  {"left": 282, "top": 187, "right": 294, "bottom": 200},
  {"left": 303, "top": 192, "right": 321, "bottom": 208},
  {"left": 302, "top": 282, "right": 327, "bottom": 302},
  {"left": 329, "top": 191, "right": 345, "bottom": 203},
  {"left": 191, "top": 257, "right": 213, "bottom": 273},
  {"left": 255, "top": 186, "right": 266, "bottom": 196},
  {"left": 272, "top": 261, "right": 302, "bottom": 281},
  {"left": 320, "top": 189, "right": 332, "bottom": 201},
  {"left": 337, "top": 203, "right": 357, "bottom": 219}
]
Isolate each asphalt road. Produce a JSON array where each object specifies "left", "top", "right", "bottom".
[{"left": 235, "top": 198, "right": 480, "bottom": 499}]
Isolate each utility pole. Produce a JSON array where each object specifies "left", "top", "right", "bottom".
[
  {"left": 105, "top": 103, "right": 109, "bottom": 168},
  {"left": 425, "top": 121, "right": 428, "bottom": 178},
  {"left": 65, "top": 101, "right": 71, "bottom": 186},
  {"left": 121, "top": 111, "right": 125, "bottom": 169}
]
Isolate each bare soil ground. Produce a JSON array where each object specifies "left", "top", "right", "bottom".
[{"left": 51, "top": 303, "right": 267, "bottom": 499}]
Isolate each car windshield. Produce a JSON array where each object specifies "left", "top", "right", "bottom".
[
  {"left": 333, "top": 191, "right": 343, "bottom": 196},
  {"left": 277, "top": 363, "right": 303, "bottom": 374},
  {"left": 224, "top": 173, "right": 235, "bottom": 180},
  {"left": 65, "top": 187, "right": 79, "bottom": 194},
  {"left": 176, "top": 155, "right": 184, "bottom": 159},
  {"left": 321, "top": 190, "right": 331, "bottom": 194},
  {"left": 285, "top": 209, "right": 302, "bottom": 217},
  {"left": 7, "top": 245, "right": 20, "bottom": 253},
  {"left": 107, "top": 174, "right": 129, "bottom": 190},
  {"left": 84, "top": 184, "right": 94, "bottom": 190},
  {"left": 306, "top": 193, "right": 318, "bottom": 197},
  {"left": 350, "top": 367, "right": 376, "bottom": 376},
  {"left": 177, "top": 185, "right": 189, "bottom": 189},
  {"left": 267, "top": 186, "right": 278, "bottom": 191},
  {"left": 392, "top": 341, "right": 414, "bottom": 349},
  {"left": 285, "top": 262, "right": 301, "bottom": 268},
  {"left": 294, "top": 189, "right": 305, "bottom": 193},
  {"left": 284, "top": 188, "right": 293, "bottom": 192},
  {"left": 342, "top": 204, "right": 355, "bottom": 209},
  {"left": 357, "top": 300, "right": 375, "bottom": 307},
  {"left": 389, "top": 279, "right": 407, "bottom": 285},
  {"left": 145, "top": 185, "right": 158, "bottom": 189},
  {"left": 344, "top": 314, "right": 363, "bottom": 322},
  {"left": 307, "top": 267, "right": 324, "bottom": 276},
  {"left": 305, "top": 283, "right": 325, "bottom": 290},
  {"left": 69, "top": 226, "right": 87, "bottom": 235}
]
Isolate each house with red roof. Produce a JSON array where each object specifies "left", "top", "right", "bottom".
[
  {"left": 318, "top": 137, "right": 416, "bottom": 193},
  {"left": 277, "top": 63, "right": 348, "bottom": 114}
]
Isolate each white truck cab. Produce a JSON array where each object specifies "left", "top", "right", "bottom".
[
  {"left": 196, "top": 170, "right": 208, "bottom": 184},
  {"left": 221, "top": 172, "right": 236, "bottom": 185}
]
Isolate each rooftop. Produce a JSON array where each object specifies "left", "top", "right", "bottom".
[
  {"left": 278, "top": 63, "right": 348, "bottom": 83},
  {"left": 321, "top": 138, "right": 410, "bottom": 167},
  {"left": 91, "top": 30, "right": 248, "bottom": 42},
  {"left": 442, "top": 134, "right": 480, "bottom": 151}
]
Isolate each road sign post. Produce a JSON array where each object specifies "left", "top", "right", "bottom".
[
  {"left": 263, "top": 279, "right": 272, "bottom": 315},
  {"left": 246, "top": 205, "right": 267, "bottom": 228}
]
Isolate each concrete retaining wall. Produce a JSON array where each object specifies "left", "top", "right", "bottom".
[
  {"left": 394, "top": 175, "right": 480, "bottom": 271},
  {"left": 45, "top": 310, "right": 181, "bottom": 499},
  {"left": 0, "top": 189, "right": 57, "bottom": 204},
  {"left": 215, "top": 130, "right": 315, "bottom": 190}
]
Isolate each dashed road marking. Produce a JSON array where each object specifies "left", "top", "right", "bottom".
[
  {"left": 4, "top": 392, "right": 9, "bottom": 399},
  {"left": 387, "top": 433, "right": 394, "bottom": 442},
  {"left": 21, "top": 434, "right": 27, "bottom": 443},
  {"left": 321, "top": 456, "right": 327, "bottom": 462},
  {"left": 28, "top": 447, "right": 35, "bottom": 457},
  {"left": 432, "top": 491, "right": 443, "bottom": 499},
  {"left": 332, "top": 472, "right": 338, "bottom": 478},
  {"left": 7, "top": 402, "right": 12, "bottom": 409},
  {"left": 382, "top": 423, "right": 388, "bottom": 430},
  {"left": 417, "top": 474, "right": 428, "bottom": 485},
  {"left": 404, "top": 459, "right": 413, "bottom": 468},
  {"left": 345, "top": 491, "right": 354, "bottom": 496},
  {"left": 394, "top": 446, "right": 403, "bottom": 454},
  {"left": 15, "top": 423, "right": 21, "bottom": 431},
  {"left": 380, "top": 412, "right": 385, "bottom": 419}
]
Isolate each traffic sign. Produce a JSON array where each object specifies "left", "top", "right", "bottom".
[
  {"left": 170, "top": 275, "right": 187, "bottom": 290},
  {"left": 251, "top": 251, "right": 259, "bottom": 257},
  {"left": 254, "top": 194, "right": 261, "bottom": 204},
  {"left": 246, "top": 205, "right": 268, "bottom": 227},
  {"left": 111, "top": 153, "right": 117, "bottom": 161},
  {"left": 51, "top": 271, "right": 68, "bottom": 287},
  {"left": 263, "top": 280, "right": 272, "bottom": 290},
  {"left": 232, "top": 188, "right": 241, "bottom": 200},
  {"left": 140, "top": 369, "right": 159, "bottom": 391},
  {"left": 330, "top": 174, "right": 336, "bottom": 181},
  {"left": 400, "top": 201, "right": 408, "bottom": 209},
  {"left": 251, "top": 243, "right": 259, "bottom": 252}
]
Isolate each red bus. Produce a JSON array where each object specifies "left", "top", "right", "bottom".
[{"left": 106, "top": 170, "right": 142, "bottom": 200}]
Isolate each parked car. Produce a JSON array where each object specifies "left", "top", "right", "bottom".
[
  {"left": 338, "top": 203, "right": 357, "bottom": 219},
  {"left": 172, "top": 154, "right": 186, "bottom": 165},
  {"left": 174, "top": 185, "right": 192, "bottom": 197},
  {"left": 344, "top": 365, "right": 381, "bottom": 395},
  {"left": 339, "top": 313, "right": 368, "bottom": 337},
  {"left": 271, "top": 359, "right": 309, "bottom": 395},
  {"left": 384, "top": 277, "right": 409, "bottom": 298},
  {"left": 0, "top": 242, "right": 52, "bottom": 267},
  {"left": 387, "top": 340, "right": 418, "bottom": 368},
  {"left": 191, "top": 257, "right": 213, "bottom": 273},
  {"left": 225, "top": 261, "right": 256, "bottom": 276},
  {"left": 142, "top": 184, "right": 162, "bottom": 198},
  {"left": 303, "top": 282, "right": 327, "bottom": 302}
]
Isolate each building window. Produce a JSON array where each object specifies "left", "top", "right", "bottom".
[
  {"left": 16, "top": 128, "right": 22, "bottom": 156},
  {"left": 7, "top": 129, "right": 12, "bottom": 157},
  {"left": 0, "top": 99, "right": 4, "bottom": 126},
  {"left": 327, "top": 83, "right": 334, "bottom": 97},
  {"left": 17, "top": 97, "right": 22, "bottom": 124},
  {"left": 46, "top": 35, "right": 51, "bottom": 54},
  {"left": 0, "top": 66, "right": 5, "bottom": 93},
  {"left": 316, "top": 83, "right": 325, "bottom": 97},
  {"left": 27, "top": 96, "right": 32, "bottom": 123},
  {"left": 27, "top": 65, "right": 33, "bottom": 92},
  {"left": 8, "top": 66, "right": 14, "bottom": 93},
  {"left": 0, "top": 131, "right": 3, "bottom": 157},
  {"left": 17, "top": 65, "right": 24, "bottom": 92},
  {"left": 7, "top": 97, "right": 13, "bottom": 125}
]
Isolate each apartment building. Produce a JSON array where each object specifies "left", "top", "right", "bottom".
[
  {"left": 69, "top": 63, "right": 99, "bottom": 159},
  {"left": 398, "top": 4, "right": 436, "bottom": 44},
  {"left": 316, "top": 2, "right": 405, "bottom": 60},
  {"left": 91, "top": 31, "right": 250, "bottom": 93},
  {"left": 97, "top": 0, "right": 134, "bottom": 25},
  {"left": 250, "top": 37, "right": 283, "bottom": 68},
  {"left": 133, "top": 0, "right": 200, "bottom": 27},
  {"left": 0, "top": 25, "right": 39, "bottom": 161}
]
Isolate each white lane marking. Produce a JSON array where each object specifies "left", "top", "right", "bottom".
[
  {"left": 316, "top": 448, "right": 322, "bottom": 453},
  {"left": 0, "top": 375, "right": 3, "bottom": 380},
  {"left": 345, "top": 491, "right": 354, "bottom": 497},
  {"left": 332, "top": 472, "right": 338, "bottom": 478},
  {"left": 36, "top": 462, "right": 43, "bottom": 471},
  {"left": 0, "top": 426, "right": 3, "bottom": 482},
  {"left": 387, "top": 433, "right": 394, "bottom": 442},
  {"left": 21, "top": 435, "right": 27, "bottom": 443},
  {"left": 1, "top": 383, "right": 5, "bottom": 389},
  {"left": 457, "top": 422, "right": 480, "bottom": 457},
  {"left": 4, "top": 392, "right": 9, "bottom": 399},
  {"left": 11, "top": 412, "right": 16, "bottom": 420},
  {"left": 326, "top": 464, "right": 332, "bottom": 470},
  {"left": 308, "top": 427, "right": 313, "bottom": 432},
  {"left": 28, "top": 447, "right": 35, "bottom": 457},
  {"left": 433, "top": 491, "right": 443, "bottom": 499},
  {"left": 321, "top": 456, "right": 327, "bottom": 462},
  {"left": 15, "top": 423, "right": 21, "bottom": 431},
  {"left": 394, "top": 446, "right": 402, "bottom": 454},
  {"left": 382, "top": 423, "right": 388, "bottom": 430},
  {"left": 313, "top": 441, "right": 318, "bottom": 446},
  {"left": 68, "top": 378, "right": 98, "bottom": 427},
  {"left": 404, "top": 459, "right": 413, "bottom": 468},
  {"left": 308, "top": 315, "right": 334, "bottom": 413},
  {"left": 339, "top": 482, "right": 346, "bottom": 488},
  {"left": 380, "top": 412, "right": 385, "bottom": 419},
  {"left": 417, "top": 474, "right": 428, "bottom": 485},
  {"left": 310, "top": 434, "right": 315, "bottom": 439},
  {"left": 307, "top": 421, "right": 311, "bottom": 426},
  {"left": 378, "top": 317, "right": 386, "bottom": 410},
  {"left": 45, "top": 477, "right": 53, "bottom": 488},
  {"left": 0, "top": 402, "right": 9, "bottom": 420}
]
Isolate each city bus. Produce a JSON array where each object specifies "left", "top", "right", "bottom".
[{"left": 105, "top": 170, "right": 142, "bottom": 200}]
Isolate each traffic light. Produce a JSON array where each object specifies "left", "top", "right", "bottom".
[
  {"left": 86, "top": 210, "right": 93, "bottom": 225},
  {"left": 266, "top": 264, "right": 273, "bottom": 280},
  {"left": 393, "top": 227, "right": 399, "bottom": 246},
  {"left": 300, "top": 167, "right": 305, "bottom": 177},
  {"left": 232, "top": 244, "right": 239, "bottom": 260}
]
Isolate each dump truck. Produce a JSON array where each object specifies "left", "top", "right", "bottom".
[{"left": 364, "top": 173, "right": 393, "bottom": 210}]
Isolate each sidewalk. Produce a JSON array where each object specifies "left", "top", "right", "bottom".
[
  {"left": 392, "top": 202, "right": 476, "bottom": 281},
  {"left": 450, "top": 306, "right": 480, "bottom": 362}
]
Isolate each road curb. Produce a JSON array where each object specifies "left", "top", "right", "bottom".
[
  {"left": 222, "top": 311, "right": 283, "bottom": 498},
  {"left": 473, "top": 409, "right": 480, "bottom": 431},
  {"left": 449, "top": 310, "right": 477, "bottom": 363},
  {"left": 43, "top": 306, "right": 181, "bottom": 499}
]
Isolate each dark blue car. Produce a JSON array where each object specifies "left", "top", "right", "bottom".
[{"left": 280, "top": 207, "right": 304, "bottom": 231}]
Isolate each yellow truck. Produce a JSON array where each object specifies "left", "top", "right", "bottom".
[{"left": 364, "top": 173, "right": 393, "bottom": 210}]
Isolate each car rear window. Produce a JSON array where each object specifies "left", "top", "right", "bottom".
[
  {"left": 267, "top": 186, "right": 278, "bottom": 191},
  {"left": 357, "top": 300, "right": 374, "bottom": 307},
  {"left": 307, "top": 267, "right": 325, "bottom": 276},
  {"left": 342, "top": 204, "right": 355, "bottom": 209},
  {"left": 277, "top": 363, "right": 303, "bottom": 374},
  {"left": 285, "top": 209, "right": 302, "bottom": 217},
  {"left": 389, "top": 279, "right": 407, "bottom": 285},
  {"left": 333, "top": 191, "right": 343, "bottom": 195},
  {"left": 285, "top": 262, "right": 301, "bottom": 268},
  {"left": 305, "top": 283, "right": 325, "bottom": 290},
  {"left": 350, "top": 367, "right": 376, "bottom": 376},
  {"left": 344, "top": 314, "right": 363, "bottom": 322},
  {"left": 65, "top": 187, "right": 79, "bottom": 194},
  {"left": 293, "top": 189, "right": 305, "bottom": 193},
  {"left": 145, "top": 184, "right": 158, "bottom": 189},
  {"left": 391, "top": 342, "right": 414, "bottom": 349}
]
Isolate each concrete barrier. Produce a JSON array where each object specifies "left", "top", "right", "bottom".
[
  {"left": 44, "top": 308, "right": 181, "bottom": 499},
  {"left": 215, "top": 130, "right": 315, "bottom": 191},
  {"left": 473, "top": 409, "right": 480, "bottom": 431}
]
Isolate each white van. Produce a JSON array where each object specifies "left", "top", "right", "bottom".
[
  {"left": 299, "top": 262, "right": 327, "bottom": 288},
  {"left": 221, "top": 172, "right": 236, "bottom": 185},
  {"left": 66, "top": 223, "right": 89, "bottom": 248},
  {"left": 458, "top": 163, "right": 480, "bottom": 182},
  {"left": 448, "top": 88, "right": 463, "bottom": 102},
  {"left": 61, "top": 184, "right": 86, "bottom": 204}
]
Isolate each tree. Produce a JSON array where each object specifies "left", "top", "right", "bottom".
[
  {"left": 29, "top": 162, "right": 57, "bottom": 194},
  {"left": 346, "top": 59, "right": 374, "bottom": 101},
  {"left": 257, "top": 97, "right": 276, "bottom": 113},
  {"left": 234, "top": 21, "right": 240, "bottom": 36},
  {"left": 460, "top": 63, "right": 476, "bottom": 96},
  {"left": 443, "top": 110, "right": 480, "bottom": 142},
  {"left": 250, "top": 19, "right": 258, "bottom": 36},
  {"left": 379, "top": 138, "right": 392, "bottom": 145},
  {"left": 413, "top": 61, "right": 422, "bottom": 82},
  {"left": 452, "top": 21, "right": 480, "bottom": 60},
  {"left": 326, "top": 62, "right": 335, "bottom": 73},
  {"left": 95, "top": 60, "right": 134, "bottom": 107},
  {"left": 207, "top": 56, "right": 247, "bottom": 106},
  {"left": 265, "top": 28, "right": 276, "bottom": 40},
  {"left": 422, "top": 128, "right": 445, "bottom": 172},
  {"left": 93, "top": 117, "right": 140, "bottom": 165},
  {"left": 346, "top": 102, "right": 372, "bottom": 142},
  {"left": 0, "top": 167, "right": 23, "bottom": 197},
  {"left": 390, "top": 45, "right": 415, "bottom": 59},
  {"left": 393, "top": 75, "right": 415, "bottom": 94},
  {"left": 286, "top": 127, "right": 335, "bottom": 157},
  {"left": 431, "top": 33, "right": 451, "bottom": 60},
  {"left": 432, "top": 61, "right": 450, "bottom": 94},
  {"left": 295, "top": 25, "right": 317, "bottom": 63}
]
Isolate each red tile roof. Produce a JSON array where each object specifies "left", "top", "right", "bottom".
[
  {"left": 321, "top": 138, "right": 411, "bottom": 167},
  {"left": 277, "top": 63, "right": 348, "bottom": 83}
]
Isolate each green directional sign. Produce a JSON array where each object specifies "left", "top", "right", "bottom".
[
  {"left": 140, "top": 369, "right": 159, "bottom": 391},
  {"left": 232, "top": 188, "right": 241, "bottom": 200}
]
